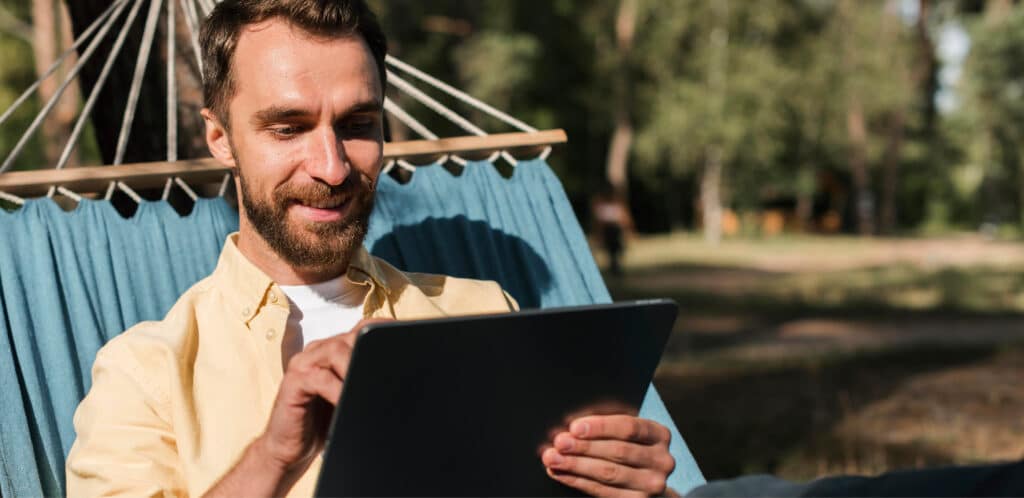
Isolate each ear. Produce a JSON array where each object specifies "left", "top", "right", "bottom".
[{"left": 201, "top": 108, "right": 236, "bottom": 168}]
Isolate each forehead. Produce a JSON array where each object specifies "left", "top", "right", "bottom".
[{"left": 229, "top": 19, "right": 381, "bottom": 117}]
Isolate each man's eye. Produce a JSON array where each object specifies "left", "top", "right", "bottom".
[
  {"left": 270, "top": 126, "right": 301, "bottom": 138},
  {"left": 341, "top": 119, "right": 376, "bottom": 135}
]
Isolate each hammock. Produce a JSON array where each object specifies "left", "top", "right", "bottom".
[{"left": 0, "top": 0, "right": 706, "bottom": 495}]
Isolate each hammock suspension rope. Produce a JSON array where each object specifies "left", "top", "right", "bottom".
[{"left": 0, "top": 0, "right": 565, "bottom": 206}]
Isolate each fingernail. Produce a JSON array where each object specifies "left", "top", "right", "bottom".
[
  {"left": 572, "top": 421, "right": 590, "bottom": 437},
  {"left": 555, "top": 437, "right": 573, "bottom": 452},
  {"left": 546, "top": 449, "right": 564, "bottom": 466}
]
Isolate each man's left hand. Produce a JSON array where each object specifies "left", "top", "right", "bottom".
[{"left": 542, "top": 415, "right": 676, "bottom": 497}]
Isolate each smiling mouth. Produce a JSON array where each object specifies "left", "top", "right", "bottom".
[
  {"left": 290, "top": 195, "right": 353, "bottom": 222},
  {"left": 297, "top": 196, "right": 348, "bottom": 210}
]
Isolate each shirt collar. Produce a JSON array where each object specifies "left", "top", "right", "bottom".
[
  {"left": 212, "top": 233, "right": 391, "bottom": 323},
  {"left": 344, "top": 241, "right": 390, "bottom": 295}
]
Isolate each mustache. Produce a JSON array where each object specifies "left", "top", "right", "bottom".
[{"left": 274, "top": 175, "right": 370, "bottom": 204}]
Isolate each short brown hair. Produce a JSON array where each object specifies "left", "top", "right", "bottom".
[{"left": 200, "top": 0, "right": 387, "bottom": 125}]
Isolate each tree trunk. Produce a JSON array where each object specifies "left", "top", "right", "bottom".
[
  {"left": 31, "top": 0, "right": 58, "bottom": 165},
  {"left": 915, "top": 0, "right": 938, "bottom": 136},
  {"left": 56, "top": 3, "right": 81, "bottom": 166},
  {"left": 879, "top": 110, "right": 904, "bottom": 233},
  {"left": 1018, "top": 159, "right": 1024, "bottom": 229},
  {"left": 169, "top": 1, "right": 208, "bottom": 161},
  {"left": 846, "top": 97, "right": 874, "bottom": 235},
  {"left": 604, "top": 0, "right": 638, "bottom": 199},
  {"left": 62, "top": 0, "right": 206, "bottom": 165},
  {"left": 985, "top": 0, "right": 1013, "bottom": 22},
  {"left": 701, "top": 146, "right": 724, "bottom": 245},
  {"left": 878, "top": 0, "right": 910, "bottom": 234},
  {"left": 31, "top": 0, "right": 80, "bottom": 168},
  {"left": 982, "top": 0, "right": 1012, "bottom": 226},
  {"left": 700, "top": 0, "right": 729, "bottom": 244},
  {"left": 840, "top": 0, "right": 874, "bottom": 235},
  {"left": 795, "top": 164, "right": 814, "bottom": 230}
]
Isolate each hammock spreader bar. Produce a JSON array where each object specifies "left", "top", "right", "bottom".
[{"left": 0, "top": 129, "right": 568, "bottom": 198}]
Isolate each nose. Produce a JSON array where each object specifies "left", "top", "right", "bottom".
[{"left": 305, "top": 126, "right": 350, "bottom": 186}]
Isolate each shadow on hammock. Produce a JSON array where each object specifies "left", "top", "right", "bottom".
[{"left": 369, "top": 215, "right": 552, "bottom": 309}]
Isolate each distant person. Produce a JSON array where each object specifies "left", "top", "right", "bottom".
[{"left": 591, "top": 185, "right": 634, "bottom": 276}]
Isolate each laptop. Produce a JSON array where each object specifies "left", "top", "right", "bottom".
[{"left": 314, "top": 299, "right": 678, "bottom": 497}]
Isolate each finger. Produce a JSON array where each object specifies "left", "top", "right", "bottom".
[
  {"left": 278, "top": 363, "right": 344, "bottom": 408},
  {"left": 542, "top": 448, "right": 667, "bottom": 494},
  {"left": 286, "top": 340, "right": 331, "bottom": 372},
  {"left": 291, "top": 338, "right": 355, "bottom": 379},
  {"left": 320, "top": 339, "right": 358, "bottom": 379},
  {"left": 554, "top": 433, "right": 675, "bottom": 473},
  {"left": 570, "top": 415, "right": 671, "bottom": 445},
  {"left": 284, "top": 366, "right": 344, "bottom": 406},
  {"left": 546, "top": 468, "right": 647, "bottom": 498},
  {"left": 305, "top": 366, "right": 344, "bottom": 406}
]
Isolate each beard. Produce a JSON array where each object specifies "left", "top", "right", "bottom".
[{"left": 237, "top": 165, "right": 376, "bottom": 274}]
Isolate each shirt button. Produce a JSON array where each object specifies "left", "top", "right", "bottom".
[
  {"left": 241, "top": 306, "right": 251, "bottom": 317},
  {"left": 270, "top": 293, "right": 278, "bottom": 304},
  {"left": 265, "top": 328, "right": 276, "bottom": 340}
]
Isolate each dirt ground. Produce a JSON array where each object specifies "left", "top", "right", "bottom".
[{"left": 599, "top": 234, "right": 1024, "bottom": 481}]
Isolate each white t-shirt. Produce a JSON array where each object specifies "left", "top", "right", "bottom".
[{"left": 279, "top": 275, "right": 368, "bottom": 351}]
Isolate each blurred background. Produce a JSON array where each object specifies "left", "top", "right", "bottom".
[{"left": 3, "top": 0, "right": 1024, "bottom": 482}]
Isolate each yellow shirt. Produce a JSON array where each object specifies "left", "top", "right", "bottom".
[{"left": 66, "top": 234, "right": 517, "bottom": 497}]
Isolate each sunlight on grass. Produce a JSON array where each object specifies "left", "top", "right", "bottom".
[
  {"left": 615, "top": 234, "right": 1024, "bottom": 481},
  {"left": 603, "top": 232, "right": 1024, "bottom": 314}
]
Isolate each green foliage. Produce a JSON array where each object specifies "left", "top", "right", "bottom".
[
  {"left": 632, "top": 0, "right": 924, "bottom": 217},
  {"left": 954, "top": 6, "right": 1024, "bottom": 226},
  {"left": 4, "top": 0, "right": 1024, "bottom": 234},
  {"left": 633, "top": 1, "right": 793, "bottom": 192},
  {"left": 363, "top": 0, "right": 1024, "bottom": 232},
  {"left": 453, "top": 32, "right": 540, "bottom": 112},
  {"left": 0, "top": 0, "right": 45, "bottom": 172}
]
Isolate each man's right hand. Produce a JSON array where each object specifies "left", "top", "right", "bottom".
[
  {"left": 204, "top": 318, "right": 387, "bottom": 498},
  {"left": 259, "top": 326, "right": 359, "bottom": 475}
]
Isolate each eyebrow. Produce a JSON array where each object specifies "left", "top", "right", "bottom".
[
  {"left": 251, "top": 101, "right": 383, "bottom": 126},
  {"left": 251, "top": 106, "right": 310, "bottom": 125},
  {"left": 344, "top": 101, "right": 384, "bottom": 116}
]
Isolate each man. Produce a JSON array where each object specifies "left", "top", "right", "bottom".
[{"left": 66, "top": 1, "right": 678, "bottom": 496}]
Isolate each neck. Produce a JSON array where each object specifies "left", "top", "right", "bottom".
[{"left": 236, "top": 223, "right": 347, "bottom": 286}]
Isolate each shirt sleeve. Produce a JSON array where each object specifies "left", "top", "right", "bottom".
[{"left": 66, "top": 344, "right": 186, "bottom": 498}]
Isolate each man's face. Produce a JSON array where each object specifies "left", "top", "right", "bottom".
[{"left": 220, "top": 19, "right": 384, "bottom": 273}]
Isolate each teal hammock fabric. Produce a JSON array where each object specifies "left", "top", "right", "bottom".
[{"left": 0, "top": 159, "right": 704, "bottom": 496}]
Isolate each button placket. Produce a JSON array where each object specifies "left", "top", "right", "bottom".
[{"left": 255, "top": 304, "right": 292, "bottom": 385}]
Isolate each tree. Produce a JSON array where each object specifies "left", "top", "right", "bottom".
[
  {"left": 1, "top": 0, "right": 49, "bottom": 172},
  {"left": 879, "top": 0, "right": 938, "bottom": 234},
  {"left": 604, "top": 0, "right": 638, "bottom": 201},
  {"left": 956, "top": 0, "right": 1024, "bottom": 227},
  {"left": 633, "top": 0, "right": 794, "bottom": 242},
  {"left": 31, "top": 0, "right": 80, "bottom": 168}
]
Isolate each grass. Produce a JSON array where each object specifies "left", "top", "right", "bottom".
[
  {"left": 604, "top": 232, "right": 1024, "bottom": 314},
  {"left": 597, "top": 232, "right": 1024, "bottom": 481}
]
